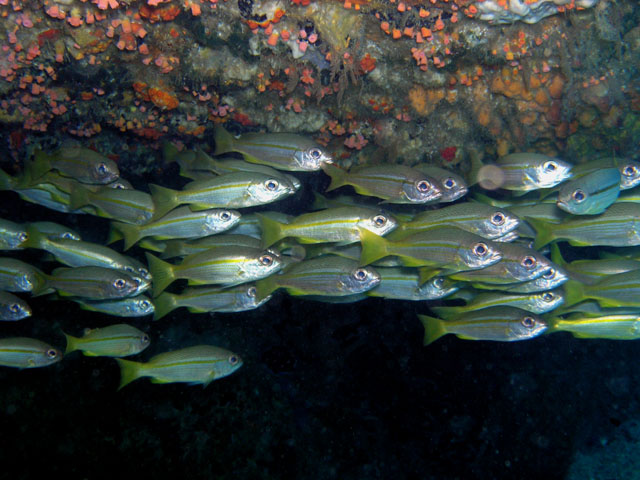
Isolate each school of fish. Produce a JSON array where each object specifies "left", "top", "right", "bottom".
[{"left": 1, "top": 125, "right": 640, "bottom": 389}]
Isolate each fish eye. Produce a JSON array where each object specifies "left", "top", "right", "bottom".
[
  {"left": 139, "top": 268, "right": 150, "bottom": 277},
  {"left": 97, "top": 163, "right": 108, "bottom": 175},
  {"left": 9, "top": 303, "right": 20, "bottom": 313},
  {"left": 521, "top": 316, "right": 536, "bottom": 328},
  {"left": 543, "top": 161, "right": 557, "bottom": 172},
  {"left": 472, "top": 243, "right": 488, "bottom": 257},
  {"left": 542, "top": 292, "right": 554, "bottom": 302},
  {"left": 373, "top": 215, "right": 387, "bottom": 227},
  {"left": 141, "top": 334, "right": 150, "bottom": 344},
  {"left": 309, "top": 148, "right": 321, "bottom": 159},
  {"left": 220, "top": 211, "right": 232, "bottom": 221},
  {"left": 259, "top": 254, "right": 274, "bottom": 266},
  {"left": 229, "top": 355, "right": 239, "bottom": 365},
  {"left": 415, "top": 180, "right": 431, "bottom": 193},
  {"left": 46, "top": 349, "right": 58, "bottom": 359},
  {"left": 62, "top": 232, "right": 73, "bottom": 239},
  {"left": 542, "top": 268, "right": 555, "bottom": 279},
  {"left": 353, "top": 268, "right": 368, "bottom": 281},
  {"left": 623, "top": 165, "right": 637, "bottom": 177},
  {"left": 443, "top": 177, "right": 456, "bottom": 189},
  {"left": 265, "top": 179, "right": 279, "bottom": 191},
  {"left": 571, "top": 189, "right": 586, "bottom": 202},
  {"left": 114, "top": 183, "right": 127, "bottom": 189},
  {"left": 433, "top": 277, "right": 445, "bottom": 288},
  {"left": 520, "top": 256, "right": 537, "bottom": 269},
  {"left": 113, "top": 278, "right": 126, "bottom": 289},
  {"left": 490, "top": 212, "right": 505, "bottom": 226},
  {"left": 247, "top": 286, "right": 257, "bottom": 298},
  {"left": 140, "top": 300, "right": 151, "bottom": 309},
  {"left": 18, "top": 232, "right": 28, "bottom": 242}
]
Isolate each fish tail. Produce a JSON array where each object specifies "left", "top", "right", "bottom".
[
  {"left": 160, "top": 242, "right": 181, "bottom": 259},
  {"left": 26, "top": 150, "right": 53, "bottom": 182},
  {"left": 417, "top": 314, "right": 448, "bottom": 346},
  {"left": 213, "top": 125, "right": 235, "bottom": 156},
  {"left": 322, "top": 164, "right": 348, "bottom": 192},
  {"left": 162, "top": 141, "right": 180, "bottom": 164},
  {"left": 417, "top": 267, "right": 439, "bottom": 285},
  {"left": 107, "top": 224, "right": 124, "bottom": 245},
  {"left": 256, "top": 213, "right": 284, "bottom": 248},
  {"left": 563, "top": 279, "right": 586, "bottom": 307},
  {"left": 153, "top": 291, "right": 178, "bottom": 321},
  {"left": 63, "top": 332, "right": 79, "bottom": 354},
  {"left": 68, "top": 183, "right": 92, "bottom": 211},
  {"left": 20, "top": 225, "right": 47, "bottom": 250},
  {"left": 549, "top": 243, "right": 566, "bottom": 267},
  {"left": 30, "top": 273, "right": 51, "bottom": 297},
  {"left": 311, "top": 191, "right": 329, "bottom": 210},
  {"left": 525, "top": 217, "right": 555, "bottom": 250},
  {"left": 0, "top": 167, "right": 16, "bottom": 190},
  {"left": 359, "top": 228, "right": 389, "bottom": 265},
  {"left": 145, "top": 253, "right": 176, "bottom": 297},
  {"left": 466, "top": 150, "right": 484, "bottom": 187},
  {"left": 116, "top": 358, "right": 143, "bottom": 390},
  {"left": 431, "top": 306, "right": 463, "bottom": 318},
  {"left": 149, "top": 184, "right": 179, "bottom": 219},
  {"left": 255, "top": 276, "right": 278, "bottom": 302},
  {"left": 112, "top": 221, "right": 141, "bottom": 250}
]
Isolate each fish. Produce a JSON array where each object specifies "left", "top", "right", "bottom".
[
  {"left": 226, "top": 212, "right": 294, "bottom": 239},
  {"left": 255, "top": 256, "right": 380, "bottom": 300},
  {"left": 214, "top": 125, "right": 333, "bottom": 171},
  {"left": 149, "top": 171, "right": 295, "bottom": 219},
  {"left": 549, "top": 313, "right": 640, "bottom": 340},
  {"left": 0, "top": 291, "right": 32, "bottom": 321},
  {"left": 472, "top": 153, "right": 573, "bottom": 192},
  {"left": 571, "top": 157, "right": 640, "bottom": 190},
  {"left": 556, "top": 168, "right": 620, "bottom": 215},
  {"left": 72, "top": 295, "right": 155, "bottom": 317},
  {"left": 111, "top": 206, "right": 241, "bottom": 250},
  {"left": 0, "top": 218, "right": 28, "bottom": 250},
  {"left": 390, "top": 203, "right": 520, "bottom": 240},
  {"left": 28, "top": 147, "right": 119, "bottom": 184},
  {"left": 563, "top": 269, "right": 640, "bottom": 308},
  {"left": 146, "top": 247, "right": 283, "bottom": 296},
  {"left": 257, "top": 207, "right": 398, "bottom": 248},
  {"left": 365, "top": 268, "right": 459, "bottom": 301},
  {"left": 549, "top": 243, "right": 640, "bottom": 284},
  {"left": 0, "top": 337, "right": 62, "bottom": 368},
  {"left": 433, "top": 289, "right": 564, "bottom": 316},
  {"left": 495, "top": 265, "right": 570, "bottom": 293},
  {"left": 418, "top": 306, "right": 548, "bottom": 345},
  {"left": 322, "top": 164, "right": 442, "bottom": 204},
  {"left": 413, "top": 164, "right": 468, "bottom": 202},
  {"left": 64, "top": 324, "right": 150, "bottom": 357},
  {"left": 69, "top": 184, "right": 155, "bottom": 225},
  {"left": 36, "top": 266, "right": 140, "bottom": 300},
  {"left": 446, "top": 242, "right": 555, "bottom": 285},
  {"left": 27, "top": 221, "right": 81, "bottom": 241},
  {"left": 0, "top": 258, "right": 46, "bottom": 293},
  {"left": 527, "top": 203, "right": 640, "bottom": 249},
  {"left": 359, "top": 227, "right": 503, "bottom": 272},
  {"left": 153, "top": 284, "right": 270, "bottom": 320},
  {"left": 116, "top": 344, "right": 243, "bottom": 389},
  {"left": 160, "top": 234, "right": 263, "bottom": 259}
]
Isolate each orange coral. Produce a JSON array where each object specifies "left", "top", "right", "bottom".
[{"left": 408, "top": 85, "right": 444, "bottom": 116}]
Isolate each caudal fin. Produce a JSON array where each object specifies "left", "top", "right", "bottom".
[
  {"left": 359, "top": 228, "right": 390, "bottom": 266},
  {"left": 256, "top": 213, "right": 285, "bottom": 248},
  {"left": 149, "top": 184, "right": 180, "bottom": 219},
  {"left": 153, "top": 291, "right": 178, "bottom": 320},
  {"left": 417, "top": 314, "right": 448, "bottom": 346},
  {"left": 111, "top": 221, "right": 142, "bottom": 251},
  {"left": 115, "top": 358, "right": 143, "bottom": 390},
  {"left": 525, "top": 217, "right": 555, "bottom": 250},
  {"left": 68, "top": 183, "right": 92, "bottom": 210},
  {"left": 25, "top": 150, "right": 53, "bottom": 182},
  {"left": 321, "top": 164, "right": 349, "bottom": 193},
  {"left": 145, "top": 253, "right": 176, "bottom": 297},
  {"left": 63, "top": 332, "right": 80, "bottom": 355},
  {"left": 213, "top": 125, "right": 236, "bottom": 156}
]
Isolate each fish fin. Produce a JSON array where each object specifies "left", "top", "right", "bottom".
[
  {"left": 153, "top": 291, "right": 178, "bottom": 320},
  {"left": 150, "top": 378, "right": 171, "bottom": 384},
  {"left": 63, "top": 332, "right": 79, "bottom": 354},
  {"left": 145, "top": 253, "right": 176, "bottom": 297},
  {"left": 0, "top": 167, "right": 17, "bottom": 190},
  {"left": 563, "top": 279, "right": 586, "bottom": 307},
  {"left": 524, "top": 217, "right": 555, "bottom": 249},
  {"left": 255, "top": 276, "right": 278, "bottom": 301},
  {"left": 149, "top": 184, "right": 180, "bottom": 219},
  {"left": 20, "top": 225, "right": 48, "bottom": 250},
  {"left": 431, "top": 306, "right": 464, "bottom": 318},
  {"left": 68, "top": 183, "right": 91, "bottom": 210},
  {"left": 359, "top": 228, "right": 390, "bottom": 266},
  {"left": 186, "top": 306, "right": 210, "bottom": 314},
  {"left": 256, "top": 213, "right": 284, "bottom": 248},
  {"left": 213, "top": 125, "right": 235, "bottom": 156},
  {"left": 466, "top": 150, "right": 483, "bottom": 187},
  {"left": 417, "top": 314, "right": 447, "bottom": 346},
  {"left": 30, "top": 273, "right": 51, "bottom": 297},
  {"left": 160, "top": 243, "right": 182, "bottom": 259},
  {"left": 322, "top": 164, "right": 348, "bottom": 192},
  {"left": 107, "top": 224, "right": 124, "bottom": 245},
  {"left": 188, "top": 203, "right": 213, "bottom": 211},
  {"left": 111, "top": 221, "right": 141, "bottom": 251},
  {"left": 311, "top": 191, "right": 329, "bottom": 210},
  {"left": 25, "top": 150, "right": 53, "bottom": 182},
  {"left": 549, "top": 243, "right": 566, "bottom": 267},
  {"left": 116, "top": 358, "right": 142, "bottom": 390},
  {"left": 417, "top": 267, "right": 439, "bottom": 285},
  {"left": 162, "top": 141, "right": 180, "bottom": 164}
]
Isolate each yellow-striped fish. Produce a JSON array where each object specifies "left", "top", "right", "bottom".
[{"left": 64, "top": 324, "right": 150, "bottom": 357}]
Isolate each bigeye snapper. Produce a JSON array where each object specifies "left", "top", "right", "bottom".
[
  {"left": 556, "top": 168, "right": 621, "bottom": 215},
  {"left": 29, "top": 147, "right": 120, "bottom": 185},
  {"left": 549, "top": 313, "right": 640, "bottom": 340},
  {"left": 64, "top": 324, "right": 150, "bottom": 357},
  {"left": 0, "top": 291, "right": 32, "bottom": 321},
  {"left": 72, "top": 295, "right": 155, "bottom": 318},
  {"left": 322, "top": 164, "right": 442, "bottom": 204},
  {"left": 0, "top": 337, "right": 62, "bottom": 368},
  {"left": 69, "top": 184, "right": 155, "bottom": 225},
  {"left": 571, "top": 157, "right": 640, "bottom": 190},
  {"left": 116, "top": 345, "right": 243, "bottom": 389},
  {"left": 414, "top": 164, "right": 468, "bottom": 202},
  {"left": 433, "top": 289, "right": 564, "bottom": 316},
  {"left": 36, "top": 266, "right": 139, "bottom": 300},
  {"left": 214, "top": 125, "right": 333, "bottom": 172}
]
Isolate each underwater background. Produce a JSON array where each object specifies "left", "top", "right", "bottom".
[{"left": 1, "top": 0, "right": 640, "bottom": 478}]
